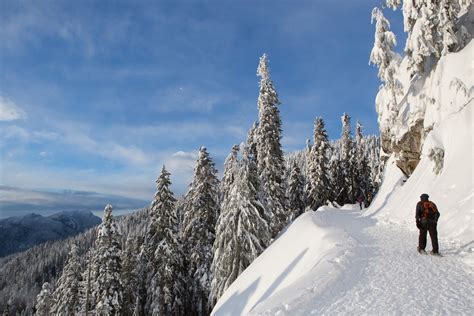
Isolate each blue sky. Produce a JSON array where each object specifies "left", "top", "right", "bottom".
[{"left": 0, "top": 0, "right": 406, "bottom": 202}]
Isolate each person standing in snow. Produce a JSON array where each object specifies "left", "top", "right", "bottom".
[
  {"left": 357, "top": 195, "right": 364, "bottom": 210},
  {"left": 366, "top": 192, "right": 372, "bottom": 207},
  {"left": 416, "top": 194, "right": 440, "bottom": 255}
]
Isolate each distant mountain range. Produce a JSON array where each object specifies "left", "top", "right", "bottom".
[
  {"left": 0, "top": 185, "right": 148, "bottom": 218},
  {"left": 0, "top": 210, "right": 101, "bottom": 257}
]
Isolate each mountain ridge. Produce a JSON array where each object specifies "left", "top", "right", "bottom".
[{"left": 0, "top": 210, "right": 101, "bottom": 257}]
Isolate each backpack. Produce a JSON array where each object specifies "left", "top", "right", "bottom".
[{"left": 422, "top": 201, "right": 437, "bottom": 220}]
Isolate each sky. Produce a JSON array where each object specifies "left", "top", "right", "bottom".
[{"left": 0, "top": 0, "right": 406, "bottom": 205}]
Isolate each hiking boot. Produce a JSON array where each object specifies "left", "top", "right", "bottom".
[
  {"left": 417, "top": 247, "right": 427, "bottom": 254},
  {"left": 430, "top": 251, "right": 441, "bottom": 256}
]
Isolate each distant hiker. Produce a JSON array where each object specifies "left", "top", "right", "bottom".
[
  {"left": 366, "top": 192, "right": 373, "bottom": 207},
  {"left": 416, "top": 194, "right": 440, "bottom": 255},
  {"left": 357, "top": 195, "right": 364, "bottom": 210}
]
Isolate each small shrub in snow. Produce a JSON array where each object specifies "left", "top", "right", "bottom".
[
  {"left": 449, "top": 77, "right": 472, "bottom": 99},
  {"left": 428, "top": 147, "right": 445, "bottom": 175}
]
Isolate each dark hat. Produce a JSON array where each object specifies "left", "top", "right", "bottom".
[{"left": 420, "top": 193, "right": 429, "bottom": 200}]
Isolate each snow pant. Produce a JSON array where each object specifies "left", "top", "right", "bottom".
[{"left": 418, "top": 222, "right": 439, "bottom": 253}]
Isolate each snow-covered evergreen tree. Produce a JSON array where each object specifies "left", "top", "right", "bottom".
[
  {"left": 133, "top": 243, "right": 149, "bottom": 316},
  {"left": 2, "top": 304, "right": 9, "bottom": 316},
  {"left": 438, "top": 0, "right": 460, "bottom": 55},
  {"left": 78, "top": 250, "right": 95, "bottom": 315},
  {"left": 246, "top": 121, "right": 259, "bottom": 163},
  {"left": 121, "top": 238, "right": 138, "bottom": 316},
  {"left": 367, "top": 135, "right": 382, "bottom": 195},
  {"left": 339, "top": 113, "right": 355, "bottom": 204},
  {"left": 287, "top": 160, "right": 306, "bottom": 219},
  {"left": 255, "top": 53, "right": 288, "bottom": 237},
  {"left": 220, "top": 144, "right": 240, "bottom": 204},
  {"left": 182, "top": 147, "right": 220, "bottom": 315},
  {"left": 51, "top": 244, "right": 81, "bottom": 315},
  {"left": 147, "top": 166, "right": 186, "bottom": 315},
  {"left": 370, "top": 7, "right": 402, "bottom": 103},
  {"left": 210, "top": 147, "right": 270, "bottom": 306},
  {"left": 402, "top": 0, "right": 462, "bottom": 75},
  {"left": 306, "top": 117, "right": 331, "bottom": 210},
  {"left": 403, "top": 0, "right": 439, "bottom": 75},
  {"left": 35, "top": 282, "right": 54, "bottom": 316},
  {"left": 93, "top": 204, "right": 123, "bottom": 315},
  {"left": 386, "top": 0, "right": 402, "bottom": 10},
  {"left": 328, "top": 146, "right": 344, "bottom": 206},
  {"left": 354, "top": 122, "right": 373, "bottom": 204}
]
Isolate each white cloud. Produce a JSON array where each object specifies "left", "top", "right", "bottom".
[
  {"left": 32, "top": 130, "right": 60, "bottom": 141},
  {"left": 0, "top": 96, "right": 27, "bottom": 121},
  {"left": 108, "top": 144, "right": 150, "bottom": 166},
  {"left": 37, "top": 118, "right": 154, "bottom": 167},
  {"left": 0, "top": 148, "right": 199, "bottom": 200},
  {"left": 0, "top": 125, "right": 30, "bottom": 141},
  {"left": 0, "top": 160, "right": 155, "bottom": 201},
  {"left": 171, "top": 150, "right": 198, "bottom": 159},
  {"left": 163, "top": 150, "right": 198, "bottom": 192}
]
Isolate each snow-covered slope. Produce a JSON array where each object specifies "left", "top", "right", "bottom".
[
  {"left": 213, "top": 205, "right": 474, "bottom": 315},
  {"left": 212, "top": 208, "right": 356, "bottom": 315}
]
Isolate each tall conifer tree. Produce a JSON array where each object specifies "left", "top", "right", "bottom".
[
  {"left": 147, "top": 166, "right": 185, "bottom": 315},
  {"left": 306, "top": 117, "right": 331, "bottom": 210},
  {"left": 121, "top": 238, "right": 138, "bottom": 316},
  {"left": 210, "top": 148, "right": 270, "bottom": 306},
  {"left": 287, "top": 160, "right": 306, "bottom": 219},
  {"left": 93, "top": 204, "right": 123, "bottom": 315},
  {"left": 51, "top": 244, "right": 81, "bottom": 315},
  {"left": 35, "top": 283, "right": 54, "bottom": 315},
  {"left": 182, "top": 147, "right": 220, "bottom": 315},
  {"left": 255, "top": 53, "right": 288, "bottom": 237}
]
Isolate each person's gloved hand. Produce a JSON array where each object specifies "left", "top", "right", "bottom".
[{"left": 416, "top": 219, "right": 422, "bottom": 229}]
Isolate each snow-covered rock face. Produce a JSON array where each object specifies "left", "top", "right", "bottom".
[
  {"left": 367, "top": 100, "right": 473, "bottom": 247},
  {"left": 376, "top": 7, "right": 473, "bottom": 176}
]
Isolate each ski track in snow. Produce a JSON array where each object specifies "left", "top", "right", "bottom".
[{"left": 261, "top": 210, "right": 474, "bottom": 315}]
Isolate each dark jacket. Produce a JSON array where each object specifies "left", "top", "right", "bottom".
[{"left": 416, "top": 200, "right": 440, "bottom": 223}]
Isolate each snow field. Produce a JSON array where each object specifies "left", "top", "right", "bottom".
[
  {"left": 212, "top": 208, "right": 356, "bottom": 315},
  {"left": 214, "top": 206, "right": 474, "bottom": 315}
]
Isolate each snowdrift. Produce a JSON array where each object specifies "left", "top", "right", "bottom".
[{"left": 211, "top": 208, "right": 360, "bottom": 315}]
